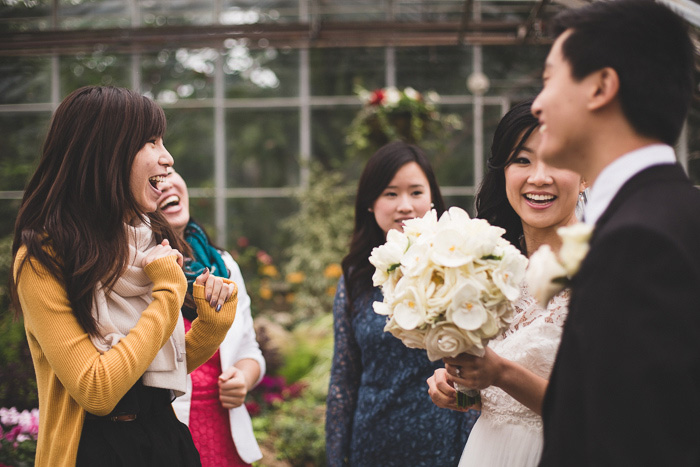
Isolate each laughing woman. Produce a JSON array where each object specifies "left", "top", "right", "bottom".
[
  {"left": 427, "top": 99, "right": 585, "bottom": 467},
  {"left": 10, "top": 86, "right": 237, "bottom": 467}
]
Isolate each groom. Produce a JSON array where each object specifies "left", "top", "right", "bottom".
[{"left": 531, "top": 0, "right": 700, "bottom": 465}]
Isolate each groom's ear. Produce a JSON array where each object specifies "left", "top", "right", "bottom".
[{"left": 587, "top": 67, "right": 619, "bottom": 111}]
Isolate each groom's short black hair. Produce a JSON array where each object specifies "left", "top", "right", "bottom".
[{"left": 552, "top": 0, "right": 694, "bottom": 146}]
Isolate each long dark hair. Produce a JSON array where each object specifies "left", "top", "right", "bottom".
[
  {"left": 475, "top": 98, "right": 538, "bottom": 254},
  {"left": 11, "top": 86, "right": 186, "bottom": 336},
  {"left": 342, "top": 141, "right": 446, "bottom": 306}
]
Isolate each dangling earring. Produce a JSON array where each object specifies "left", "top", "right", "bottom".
[{"left": 578, "top": 192, "right": 586, "bottom": 203}]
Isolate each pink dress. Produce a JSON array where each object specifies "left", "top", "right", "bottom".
[{"left": 184, "top": 319, "right": 249, "bottom": 467}]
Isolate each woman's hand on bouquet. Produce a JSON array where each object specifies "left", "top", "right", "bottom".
[
  {"left": 142, "top": 239, "right": 184, "bottom": 268},
  {"left": 443, "top": 347, "right": 504, "bottom": 391},
  {"left": 218, "top": 365, "right": 248, "bottom": 409},
  {"left": 195, "top": 268, "right": 236, "bottom": 312}
]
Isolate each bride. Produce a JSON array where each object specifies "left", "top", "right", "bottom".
[{"left": 427, "top": 98, "right": 585, "bottom": 466}]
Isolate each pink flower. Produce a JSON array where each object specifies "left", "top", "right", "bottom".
[
  {"left": 245, "top": 401, "right": 261, "bottom": 416},
  {"left": 263, "top": 393, "right": 284, "bottom": 405}
]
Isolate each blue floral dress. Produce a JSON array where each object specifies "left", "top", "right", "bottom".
[{"left": 326, "top": 276, "right": 479, "bottom": 466}]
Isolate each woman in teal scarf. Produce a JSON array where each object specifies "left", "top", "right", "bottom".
[{"left": 158, "top": 168, "right": 266, "bottom": 466}]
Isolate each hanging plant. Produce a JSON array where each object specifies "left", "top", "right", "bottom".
[{"left": 346, "top": 85, "right": 462, "bottom": 158}]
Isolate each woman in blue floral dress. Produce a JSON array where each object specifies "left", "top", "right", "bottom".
[{"left": 325, "top": 142, "right": 479, "bottom": 466}]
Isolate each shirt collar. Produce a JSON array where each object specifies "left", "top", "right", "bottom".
[{"left": 584, "top": 144, "right": 676, "bottom": 225}]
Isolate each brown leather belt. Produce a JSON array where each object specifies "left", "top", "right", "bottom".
[{"left": 85, "top": 413, "right": 137, "bottom": 422}]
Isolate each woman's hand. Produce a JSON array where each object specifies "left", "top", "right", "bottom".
[
  {"left": 142, "top": 239, "right": 184, "bottom": 268},
  {"left": 195, "top": 268, "right": 236, "bottom": 311},
  {"left": 428, "top": 368, "right": 465, "bottom": 411},
  {"left": 443, "top": 347, "right": 504, "bottom": 391},
  {"left": 218, "top": 366, "right": 248, "bottom": 409}
]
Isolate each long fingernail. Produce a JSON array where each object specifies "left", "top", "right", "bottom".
[
  {"left": 216, "top": 304, "right": 222, "bottom": 312},
  {"left": 206, "top": 294, "right": 211, "bottom": 301},
  {"left": 210, "top": 300, "right": 216, "bottom": 308}
]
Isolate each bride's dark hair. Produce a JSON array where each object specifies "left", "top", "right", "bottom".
[
  {"left": 342, "top": 141, "right": 445, "bottom": 307},
  {"left": 475, "top": 98, "right": 539, "bottom": 254},
  {"left": 11, "top": 86, "right": 186, "bottom": 336}
]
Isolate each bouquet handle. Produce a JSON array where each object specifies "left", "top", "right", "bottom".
[{"left": 454, "top": 382, "right": 481, "bottom": 409}]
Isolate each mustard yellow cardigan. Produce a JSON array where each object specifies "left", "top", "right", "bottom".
[{"left": 14, "top": 247, "right": 237, "bottom": 467}]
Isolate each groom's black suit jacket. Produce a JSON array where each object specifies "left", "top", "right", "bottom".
[{"left": 539, "top": 163, "right": 700, "bottom": 466}]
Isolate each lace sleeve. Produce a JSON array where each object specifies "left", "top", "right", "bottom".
[{"left": 325, "top": 276, "right": 362, "bottom": 467}]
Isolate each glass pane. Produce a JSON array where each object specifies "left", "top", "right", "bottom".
[
  {"left": 163, "top": 108, "right": 215, "bottom": 188},
  {"left": 142, "top": 49, "right": 215, "bottom": 101},
  {"left": 226, "top": 109, "right": 299, "bottom": 188},
  {"left": 444, "top": 195, "right": 475, "bottom": 217},
  {"left": 60, "top": 52, "right": 131, "bottom": 94},
  {"left": 0, "top": 112, "right": 51, "bottom": 191},
  {"left": 186, "top": 195, "right": 216, "bottom": 236},
  {"left": 227, "top": 197, "right": 298, "bottom": 261},
  {"left": 311, "top": 105, "right": 365, "bottom": 179},
  {"left": 396, "top": 46, "right": 473, "bottom": 95},
  {"left": 0, "top": 0, "right": 52, "bottom": 32},
  {"left": 0, "top": 56, "right": 51, "bottom": 104},
  {"left": 0, "top": 199, "right": 21, "bottom": 238},
  {"left": 310, "top": 47, "right": 385, "bottom": 96},
  {"left": 140, "top": 0, "right": 216, "bottom": 27},
  {"left": 58, "top": 0, "right": 130, "bottom": 29},
  {"left": 224, "top": 43, "right": 298, "bottom": 98},
  {"left": 220, "top": 0, "right": 300, "bottom": 24},
  {"left": 482, "top": 44, "right": 549, "bottom": 98}
]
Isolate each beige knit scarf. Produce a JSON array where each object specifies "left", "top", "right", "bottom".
[{"left": 90, "top": 221, "right": 187, "bottom": 397}]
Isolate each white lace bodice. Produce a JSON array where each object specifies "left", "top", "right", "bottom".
[{"left": 478, "top": 284, "right": 569, "bottom": 431}]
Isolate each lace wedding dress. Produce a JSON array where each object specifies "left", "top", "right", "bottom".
[{"left": 459, "top": 284, "right": 569, "bottom": 467}]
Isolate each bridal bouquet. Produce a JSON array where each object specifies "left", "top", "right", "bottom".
[{"left": 369, "top": 207, "right": 528, "bottom": 407}]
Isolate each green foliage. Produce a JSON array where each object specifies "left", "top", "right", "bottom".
[
  {"left": 345, "top": 85, "right": 462, "bottom": 160},
  {"left": 0, "top": 235, "right": 38, "bottom": 411},
  {"left": 280, "top": 164, "right": 354, "bottom": 321}
]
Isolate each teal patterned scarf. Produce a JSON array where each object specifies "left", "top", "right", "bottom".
[{"left": 182, "top": 220, "right": 229, "bottom": 320}]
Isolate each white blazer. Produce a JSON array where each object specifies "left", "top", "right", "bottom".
[{"left": 173, "top": 251, "right": 266, "bottom": 464}]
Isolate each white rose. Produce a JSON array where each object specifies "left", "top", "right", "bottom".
[
  {"left": 558, "top": 222, "right": 593, "bottom": 276},
  {"left": 384, "top": 317, "right": 426, "bottom": 349},
  {"left": 525, "top": 244, "right": 568, "bottom": 308},
  {"left": 424, "top": 322, "right": 481, "bottom": 361}
]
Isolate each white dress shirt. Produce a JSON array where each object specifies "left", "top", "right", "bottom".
[{"left": 583, "top": 144, "right": 677, "bottom": 225}]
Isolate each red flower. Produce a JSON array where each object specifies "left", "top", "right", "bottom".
[{"left": 368, "top": 89, "right": 385, "bottom": 106}]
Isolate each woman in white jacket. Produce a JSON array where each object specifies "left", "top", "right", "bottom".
[{"left": 158, "top": 169, "right": 266, "bottom": 466}]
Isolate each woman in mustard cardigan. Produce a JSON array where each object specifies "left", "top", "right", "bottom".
[{"left": 10, "top": 86, "right": 237, "bottom": 467}]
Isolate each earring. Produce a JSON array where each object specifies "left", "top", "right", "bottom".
[
  {"left": 368, "top": 208, "right": 373, "bottom": 212},
  {"left": 578, "top": 192, "right": 585, "bottom": 203},
  {"left": 430, "top": 202, "right": 435, "bottom": 208}
]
